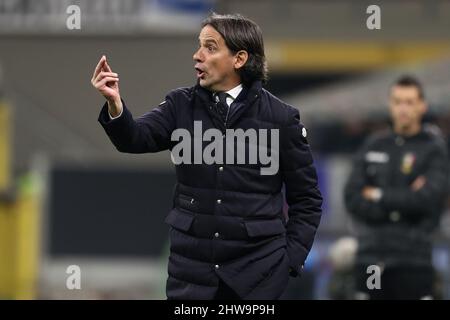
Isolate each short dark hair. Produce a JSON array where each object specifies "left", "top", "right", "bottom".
[
  {"left": 201, "top": 12, "right": 268, "bottom": 86},
  {"left": 392, "top": 75, "right": 425, "bottom": 100}
]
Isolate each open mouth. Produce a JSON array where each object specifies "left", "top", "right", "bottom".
[{"left": 195, "top": 67, "right": 205, "bottom": 78}]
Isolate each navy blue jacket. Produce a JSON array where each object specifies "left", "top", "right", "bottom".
[{"left": 98, "top": 80, "right": 322, "bottom": 299}]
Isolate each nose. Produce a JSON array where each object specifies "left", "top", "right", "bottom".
[
  {"left": 193, "top": 47, "right": 203, "bottom": 62},
  {"left": 398, "top": 102, "right": 410, "bottom": 112}
]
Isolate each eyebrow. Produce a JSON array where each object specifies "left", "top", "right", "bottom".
[{"left": 199, "top": 38, "right": 219, "bottom": 46}]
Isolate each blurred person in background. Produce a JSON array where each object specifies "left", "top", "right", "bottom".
[
  {"left": 91, "top": 13, "right": 322, "bottom": 300},
  {"left": 344, "top": 75, "right": 449, "bottom": 299}
]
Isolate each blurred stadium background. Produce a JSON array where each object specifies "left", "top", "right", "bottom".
[{"left": 0, "top": 0, "right": 449, "bottom": 299}]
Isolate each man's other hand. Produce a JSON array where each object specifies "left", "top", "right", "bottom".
[
  {"left": 362, "top": 186, "right": 382, "bottom": 202},
  {"left": 411, "top": 176, "right": 426, "bottom": 191}
]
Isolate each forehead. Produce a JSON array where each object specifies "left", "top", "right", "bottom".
[
  {"left": 198, "top": 25, "right": 224, "bottom": 43},
  {"left": 390, "top": 85, "right": 421, "bottom": 99}
]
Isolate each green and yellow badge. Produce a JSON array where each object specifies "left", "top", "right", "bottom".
[{"left": 401, "top": 152, "right": 416, "bottom": 174}]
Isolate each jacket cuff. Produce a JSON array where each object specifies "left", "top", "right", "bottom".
[
  {"left": 98, "top": 99, "right": 130, "bottom": 128},
  {"left": 109, "top": 107, "right": 123, "bottom": 119},
  {"left": 287, "top": 246, "right": 308, "bottom": 277},
  {"left": 289, "top": 265, "right": 304, "bottom": 277}
]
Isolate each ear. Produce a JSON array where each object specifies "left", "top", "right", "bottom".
[{"left": 234, "top": 50, "right": 248, "bottom": 70}]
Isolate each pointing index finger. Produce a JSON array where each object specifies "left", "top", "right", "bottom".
[
  {"left": 104, "top": 58, "right": 113, "bottom": 72},
  {"left": 92, "top": 55, "right": 106, "bottom": 80}
]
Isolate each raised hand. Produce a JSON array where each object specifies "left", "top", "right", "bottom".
[{"left": 91, "top": 55, "right": 122, "bottom": 117}]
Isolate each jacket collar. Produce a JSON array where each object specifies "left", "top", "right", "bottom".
[
  {"left": 194, "top": 80, "right": 262, "bottom": 108},
  {"left": 193, "top": 80, "right": 262, "bottom": 128}
]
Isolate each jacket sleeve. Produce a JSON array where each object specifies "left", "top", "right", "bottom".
[
  {"left": 380, "top": 143, "right": 449, "bottom": 218},
  {"left": 280, "top": 107, "right": 322, "bottom": 276},
  {"left": 344, "top": 138, "right": 388, "bottom": 223},
  {"left": 98, "top": 95, "right": 176, "bottom": 153}
]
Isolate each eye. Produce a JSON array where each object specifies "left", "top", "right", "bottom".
[{"left": 207, "top": 46, "right": 216, "bottom": 52}]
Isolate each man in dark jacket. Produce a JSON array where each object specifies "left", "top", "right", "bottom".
[
  {"left": 344, "top": 75, "right": 449, "bottom": 299},
  {"left": 92, "top": 13, "right": 322, "bottom": 300}
]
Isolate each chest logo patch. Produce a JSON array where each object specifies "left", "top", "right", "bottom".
[{"left": 401, "top": 152, "right": 416, "bottom": 175}]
